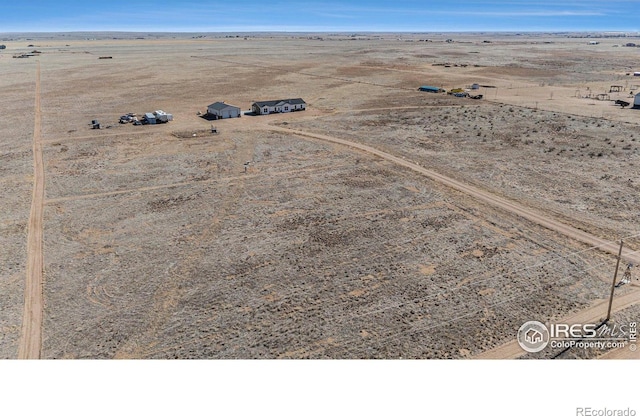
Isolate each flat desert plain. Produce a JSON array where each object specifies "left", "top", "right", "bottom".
[{"left": 0, "top": 32, "right": 639, "bottom": 359}]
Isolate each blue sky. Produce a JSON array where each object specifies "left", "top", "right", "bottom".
[{"left": 0, "top": 1, "right": 638, "bottom": 32}]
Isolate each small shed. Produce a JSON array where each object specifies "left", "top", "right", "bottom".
[
  {"left": 144, "top": 113, "right": 156, "bottom": 124},
  {"left": 418, "top": 86, "right": 444, "bottom": 93},
  {"left": 207, "top": 102, "right": 241, "bottom": 119},
  {"left": 634, "top": 93, "right": 640, "bottom": 108}
]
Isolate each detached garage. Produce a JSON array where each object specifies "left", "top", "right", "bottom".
[{"left": 207, "top": 102, "right": 241, "bottom": 119}]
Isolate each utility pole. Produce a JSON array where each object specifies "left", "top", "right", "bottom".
[{"left": 606, "top": 240, "right": 624, "bottom": 322}]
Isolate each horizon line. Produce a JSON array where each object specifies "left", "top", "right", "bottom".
[{"left": 2, "top": 29, "right": 640, "bottom": 35}]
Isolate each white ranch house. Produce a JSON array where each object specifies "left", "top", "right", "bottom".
[{"left": 252, "top": 98, "right": 306, "bottom": 115}]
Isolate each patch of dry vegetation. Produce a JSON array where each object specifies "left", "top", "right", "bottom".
[{"left": 1, "top": 33, "right": 638, "bottom": 358}]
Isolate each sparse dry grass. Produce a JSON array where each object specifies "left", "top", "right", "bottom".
[{"left": 0, "top": 33, "right": 638, "bottom": 359}]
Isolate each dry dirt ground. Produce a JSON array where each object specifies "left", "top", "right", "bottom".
[{"left": 0, "top": 32, "right": 638, "bottom": 359}]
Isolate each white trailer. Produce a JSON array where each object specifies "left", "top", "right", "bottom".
[{"left": 154, "top": 110, "right": 173, "bottom": 123}]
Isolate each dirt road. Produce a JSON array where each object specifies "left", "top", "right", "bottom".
[
  {"left": 18, "top": 61, "right": 45, "bottom": 359},
  {"left": 16, "top": 79, "right": 635, "bottom": 359},
  {"left": 271, "top": 125, "right": 640, "bottom": 264}
]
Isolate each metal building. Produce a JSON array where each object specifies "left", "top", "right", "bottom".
[
  {"left": 207, "top": 102, "right": 241, "bottom": 119},
  {"left": 144, "top": 113, "right": 156, "bottom": 124},
  {"left": 418, "top": 86, "right": 444, "bottom": 93}
]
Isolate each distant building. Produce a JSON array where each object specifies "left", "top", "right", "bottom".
[
  {"left": 143, "top": 113, "right": 156, "bottom": 124},
  {"left": 418, "top": 85, "right": 444, "bottom": 93},
  {"left": 153, "top": 110, "right": 173, "bottom": 122},
  {"left": 207, "top": 102, "right": 241, "bottom": 119},
  {"left": 251, "top": 98, "right": 306, "bottom": 115}
]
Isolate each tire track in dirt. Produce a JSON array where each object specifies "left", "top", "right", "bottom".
[
  {"left": 113, "top": 136, "right": 257, "bottom": 358},
  {"left": 190, "top": 55, "right": 418, "bottom": 92},
  {"left": 18, "top": 60, "right": 45, "bottom": 359},
  {"left": 44, "top": 164, "right": 351, "bottom": 205},
  {"left": 40, "top": 130, "right": 150, "bottom": 145},
  {"left": 325, "top": 105, "right": 485, "bottom": 118}
]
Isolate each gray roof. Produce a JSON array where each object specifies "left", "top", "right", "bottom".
[
  {"left": 253, "top": 98, "right": 306, "bottom": 108},
  {"left": 208, "top": 102, "right": 239, "bottom": 110}
]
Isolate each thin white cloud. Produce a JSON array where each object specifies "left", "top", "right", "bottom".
[
  {"left": 299, "top": 4, "right": 607, "bottom": 18},
  {"left": 450, "top": 10, "right": 605, "bottom": 16},
  {"left": 314, "top": 12, "right": 358, "bottom": 19}
]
